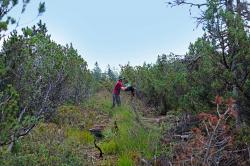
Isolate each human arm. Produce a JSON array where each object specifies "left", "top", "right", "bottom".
[{"left": 121, "top": 86, "right": 127, "bottom": 91}]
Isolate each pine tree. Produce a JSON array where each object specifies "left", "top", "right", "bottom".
[{"left": 92, "top": 62, "right": 102, "bottom": 81}]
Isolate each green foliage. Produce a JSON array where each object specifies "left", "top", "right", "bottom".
[
  {"left": 236, "top": 125, "right": 250, "bottom": 144},
  {"left": 107, "top": 64, "right": 117, "bottom": 81},
  {"left": 197, "top": 0, "right": 250, "bottom": 120},
  {"left": 66, "top": 128, "right": 94, "bottom": 144},
  {"left": 121, "top": 54, "right": 190, "bottom": 114},
  {"left": 0, "top": 84, "right": 19, "bottom": 143},
  {"left": 117, "top": 155, "right": 134, "bottom": 166},
  {"left": 100, "top": 139, "right": 118, "bottom": 154},
  {"left": 92, "top": 61, "right": 102, "bottom": 81},
  {"left": 0, "top": 0, "right": 249, "bottom": 165},
  {"left": 0, "top": 22, "right": 95, "bottom": 149},
  {"left": 0, "top": 21, "right": 8, "bottom": 31},
  {"left": 38, "top": 2, "right": 46, "bottom": 14},
  {"left": 0, "top": 88, "right": 184, "bottom": 165},
  {"left": 120, "top": 0, "right": 250, "bottom": 119},
  {"left": 53, "top": 105, "right": 85, "bottom": 127},
  {"left": 0, "top": 122, "right": 86, "bottom": 166},
  {"left": 0, "top": 0, "right": 45, "bottom": 39},
  {"left": 100, "top": 106, "right": 161, "bottom": 165}
]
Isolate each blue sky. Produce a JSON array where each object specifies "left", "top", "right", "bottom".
[{"left": 9, "top": 0, "right": 204, "bottom": 70}]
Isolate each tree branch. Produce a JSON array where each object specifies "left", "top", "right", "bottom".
[{"left": 166, "top": 0, "right": 207, "bottom": 8}]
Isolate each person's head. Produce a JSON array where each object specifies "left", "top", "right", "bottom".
[{"left": 118, "top": 76, "right": 124, "bottom": 81}]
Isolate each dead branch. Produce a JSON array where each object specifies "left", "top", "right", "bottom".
[
  {"left": 202, "top": 121, "right": 210, "bottom": 136},
  {"left": 173, "top": 134, "right": 190, "bottom": 140},
  {"left": 203, "top": 108, "right": 231, "bottom": 165}
]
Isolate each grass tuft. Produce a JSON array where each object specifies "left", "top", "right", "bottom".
[{"left": 66, "top": 128, "right": 94, "bottom": 144}]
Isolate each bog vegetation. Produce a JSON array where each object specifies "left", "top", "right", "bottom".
[{"left": 1, "top": 0, "right": 250, "bottom": 165}]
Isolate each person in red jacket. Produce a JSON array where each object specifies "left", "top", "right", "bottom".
[{"left": 112, "top": 76, "right": 126, "bottom": 108}]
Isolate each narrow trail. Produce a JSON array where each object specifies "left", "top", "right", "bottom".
[{"left": 84, "top": 90, "right": 169, "bottom": 165}]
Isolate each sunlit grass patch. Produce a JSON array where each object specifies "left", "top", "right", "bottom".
[
  {"left": 113, "top": 107, "right": 134, "bottom": 122},
  {"left": 117, "top": 154, "right": 134, "bottom": 166},
  {"left": 100, "top": 139, "right": 118, "bottom": 154},
  {"left": 65, "top": 128, "right": 94, "bottom": 144}
]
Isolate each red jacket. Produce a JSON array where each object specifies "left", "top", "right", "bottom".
[{"left": 113, "top": 80, "right": 123, "bottom": 95}]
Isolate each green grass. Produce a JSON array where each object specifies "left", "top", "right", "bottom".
[
  {"left": 100, "top": 139, "right": 118, "bottom": 154},
  {"left": 100, "top": 104, "right": 161, "bottom": 165},
  {"left": 0, "top": 91, "right": 164, "bottom": 166},
  {"left": 66, "top": 128, "right": 94, "bottom": 144},
  {"left": 117, "top": 155, "right": 134, "bottom": 166},
  {"left": 82, "top": 94, "right": 162, "bottom": 165}
]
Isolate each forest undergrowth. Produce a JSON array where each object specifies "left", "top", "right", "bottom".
[
  {"left": 0, "top": 90, "right": 170, "bottom": 166},
  {"left": 1, "top": 90, "right": 250, "bottom": 166}
]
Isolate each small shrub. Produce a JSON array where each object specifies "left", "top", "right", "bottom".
[
  {"left": 236, "top": 125, "right": 250, "bottom": 144},
  {"left": 53, "top": 105, "right": 85, "bottom": 127}
]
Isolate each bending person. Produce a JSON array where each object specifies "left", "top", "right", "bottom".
[{"left": 111, "top": 76, "right": 126, "bottom": 108}]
